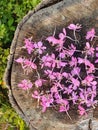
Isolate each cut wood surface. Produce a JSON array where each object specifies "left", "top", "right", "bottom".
[{"left": 4, "top": 0, "right": 98, "bottom": 130}]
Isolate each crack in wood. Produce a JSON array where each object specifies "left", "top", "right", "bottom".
[{"left": 88, "top": 119, "right": 92, "bottom": 130}]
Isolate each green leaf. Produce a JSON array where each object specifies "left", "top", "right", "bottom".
[
  {"left": 0, "top": 24, "right": 6, "bottom": 39},
  {"left": 32, "top": 0, "right": 40, "bottom": 7},
  {"left": 8, "top": 18, "right": 14, "bottom": 26},
  {"left": 10, "top": 26, "right": 15, "bottom": 31}
]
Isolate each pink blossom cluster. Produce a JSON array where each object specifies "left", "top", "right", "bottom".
[{"left": 15, "top": 24, "right": 98, "bottom": 116}]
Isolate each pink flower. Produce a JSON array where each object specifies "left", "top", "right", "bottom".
[
  {"left": 87, "top": 87, "right": 96, "bottom": 98},
  {"left": 63, "top": 85, "right": 73, "bottom": 94},
  {"left": 69, "top": 56, "right": 77, "bottom": 67},
  {"left": 35, "top": 79, "right": 43, "bottom": 87},
  {"left": 95, "top": 59, "right": 98, "bottom": 63},
  {"left": 91, "top": 86, "right": 97, "bottom": 95},
  {"left": 41, "top": 95, "right": 54, "bottom": 112},
  {"left": 18, "top": 79, "right": 32, "bottom": 90},
  {"left": 44, "top": 70, "right": 56, "bottom": 80},
  {"left": 59, "top": 105, "right": 68, "bottom": 112},
  {"left": 59, "top": 99, "right": 69, "bottom": 112},
  {"left": 42, "top": 53, "right": 66, "bottom": 69},
  {"left": 68, "top": 24, "right": 81, "bottom": 31},
  {"left": 16, "top": 58, "right": 37, "bottom": 74},
  {"left": 86, "top": 98, "right": 97, "bottom": 107},
  {"left": 65, "top": 44, "right": 76, "bottom": 56},
  {"left": 70, "top": 77, "right": 80, "bottom": 90},
  {"left": 71, "top": 67, "right": 80, "bottom": 76},
  {"left": 24, "top": 38, "right": 34, "bottom": 54},
  {"left": 32, "top": 90, "right": 41, "bottom": 100},
  {"left": 50, "top": 85, "right": 58, "bottom": 94},
  {"left": 78, "top": 105, "right": 87, "bottom": 116},
  {"left": 56, "top": 60, "right": 67, "bottom": 68},
  {"left": 85, "top": 42, "right": 95, "bottom": 56},
  {"left": 71, "top": 92, "right": 78, "bottom": 104},
  {"left": 59, "top": 28, "right": 66, "bottom": 40},
  {"left": 46, "top": 36, "right": 59, "bottom": 45},
  {"left": 42, "top": 53, "right": 55, "bottom": 68},
  {"left": 79, "top": 87, "right": 97, "bottom": 107},
  {"left": 78, "top": 58, "right": 84, "bottom": 64},
  {"left": 84, "top": 60, "right": 95, "bottom": 74},
  {"left": 82, "top": 75, "right": 97, "bottom": 86},
  {"left": 78, "top": 58, "right": 95, "bottom": 73},
  {"left": 34, "top": 41, "right": 46, "bottom": 54},
  {"left": 86, "top": 28, "right": 95, "bottom": 41},
  {"left": 87, "top": 63, "right": 95, "bottom": 74},
  {"left": 23, "top": 59, "right": 37, "bottom": 70},
  {"left": 46, "top": 36, "right": 64, "bottom": 51},
  {"left": 52, "top": 72, "right": 63, "bottom": 81},
  {"left": 96, "top": 47, "right": 98, "bottom": 51},
  {"left": 96, "top": 53, "right": 98, "bottom": 57},
  {"left": 42, "top": 55, "right": 51, "bottom": 68},
  {"left": 15, "top": 57, "right": 24, "bottom": 63},
  {"left": 79, "top": 89, "right": 88, "bottom": 104},
  {"left": 62, "top": 72, "right": 69, "bottom": 79},
  {"left": 59, "top": 50, "right": 66, "bottom": 58},
  {"left": 53, "top": 82, "right": 64, "bottom": 90},
  {"left": 16, "top": 58, "right": 37, "bottom": 72},
  {"left": 95, "top": 52, "right": 98, "bottom": 63}
]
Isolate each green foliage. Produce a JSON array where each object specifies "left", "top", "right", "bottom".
[
  {"left": 0, "top": 0, "right": 41, "bottom": 48},
  {"left": 0, "top": 47, "right": 29, "bottom": 129},
  {"left": 0, "top": 91, "right": 29, "bottom": 130},
  {"left": 0, "top": 47, "right": 9, "bottom": 86},
  {"left": 0, "top": 0, "right": 41, "bottom": 129}
]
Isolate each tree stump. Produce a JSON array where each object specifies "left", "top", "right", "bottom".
[{"left": 4, "top": 0, "right": 98, "bottom": 130}]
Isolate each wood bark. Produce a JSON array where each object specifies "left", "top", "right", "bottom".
[{"left": 4, "top": 0, "right": 98, "bottom": 130}]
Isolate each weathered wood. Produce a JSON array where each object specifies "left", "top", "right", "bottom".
[{"left": 4, "top": 0, "right": 98, "bottom": 130}]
